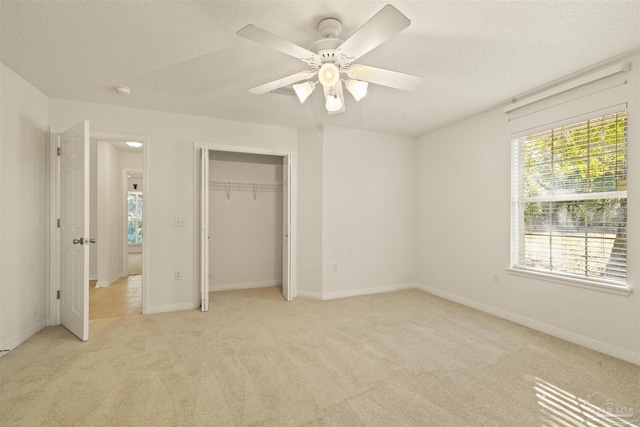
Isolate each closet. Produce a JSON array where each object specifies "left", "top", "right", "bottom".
[
  {"left": 198, "top": 145, "right": 294, "bottom": 310},
  {"left": 208, "top": 151, "right": 284, "bottom": 292}
]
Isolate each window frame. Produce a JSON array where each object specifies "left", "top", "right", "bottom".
[{"left": 510, "top": 110, "right": 631, "bottom": 295}]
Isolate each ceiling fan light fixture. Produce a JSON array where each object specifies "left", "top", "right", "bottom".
[
  {"left": 237, "top": 4, "right": 422, "bottom": 116},
  {"left": 318, "top": 63, "right": 340, "bottom": 87},
  {"left": 292, "top": 81, "right": 316, "bottom": 103},
  {"left": 346, "top": 79, "right": 368, "bottom": 101},
  {"left": 325, "top": 90, "right": 343, "bottom": 112}
]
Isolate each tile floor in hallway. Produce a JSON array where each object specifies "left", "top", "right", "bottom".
[{"left": 89, "top": 275, "right": 141, "bottom": 320}]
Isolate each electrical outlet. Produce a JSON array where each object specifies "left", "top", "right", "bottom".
[
  {"left": 174, "top": 270, "right": 182, "bottom": 280},
  {"left": 332, "top": 262, "right": 339, "bottom": 272},
  {"left": 492, "top": 272, "right": 499, "bottom": 284},
  {"left": 175, "top": 217, "right": 185, "bottom": 227}
]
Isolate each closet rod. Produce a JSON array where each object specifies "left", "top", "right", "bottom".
[
  {"left": 209, "top": 180, "right": 281, "bottom": 189},
  {"left": 209, "top": 180, "right": 282, "bottom": 201}
]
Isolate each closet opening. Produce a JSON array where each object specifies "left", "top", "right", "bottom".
[{"left": 196, "top": 144, "right": 296, "bottom": 311}]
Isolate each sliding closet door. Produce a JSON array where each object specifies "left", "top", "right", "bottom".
[
  {"left": 200, "top": 147, "right": 209, "bottom": 311},
  {"left": 282, "top": 154, "right": 292, "bottom": 301}
]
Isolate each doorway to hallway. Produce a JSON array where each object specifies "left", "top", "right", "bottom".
[
  {"left": 89, "top": 138, "right": 144, "bottom": 318},
  {"left": 50, "top": 124, "right": 149, "bottom": 341}
]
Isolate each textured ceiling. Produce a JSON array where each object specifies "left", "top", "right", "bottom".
[{"left": 1, "top": 1, "right": 638, "bottom": 137}]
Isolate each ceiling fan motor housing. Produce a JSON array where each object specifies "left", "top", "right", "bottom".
[
  {"left": 307, "top": 18, "right": 349, "bottom": 72},
  {"left": 318, "top": 18, "right": 342, "bottom": 38}
]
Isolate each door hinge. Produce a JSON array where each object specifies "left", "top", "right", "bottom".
[
  {"left": 57, "top": 146, "right": 61, "bottom": 156},
  {"left": 56, "top": 290, "right": 61, "bottom": 300},
  {"left": 57, "top": 219, "right": 61, "bottom": 228}
]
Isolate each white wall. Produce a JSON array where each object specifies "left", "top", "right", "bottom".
[
  {"left": 89, "top": 141, "right": 98, "bottom": 279},
  {"left": 106, "top": 143, "right": 123, "bottom": 283},
  {"left": 96, "top": 141, "right": 123, "bottom": 286},
  {"left": 296, "top": 127, "right": 324, "bottom": 297},
  {"left": 121, "top": 151, "right": 143, "bottom": 175},
  {"left": 48, "top": 98, "right": 297, "bottom": 313},
  {"left": 416, "top": 54, "right": 640, "bottom": 362},
  {"left": 321, "top": 126, "right": 418, "bottom": 298},
  {"left": 0, "top": 63, "right": 49, "bottom": 349},
  {"left": 296, "top": 125, "right": 418, "bottom": 299},
  {"left": 209, "top": 151, "right": 282, "bottom": 290}
]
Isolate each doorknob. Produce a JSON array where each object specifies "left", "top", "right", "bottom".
[
  {"left": 72, "top": 238, "right": 84, "bottom": 245},
  {"left": 89, "top": 238, "right": 96, "bottom": 244}
]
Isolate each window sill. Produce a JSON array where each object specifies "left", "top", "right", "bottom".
[{"left": 507, "top": 268, "right": 633, "bottom": 296}]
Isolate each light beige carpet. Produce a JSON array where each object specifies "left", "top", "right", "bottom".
[{"left": 1, "top": 287, "right": 638, "bottom": 426}]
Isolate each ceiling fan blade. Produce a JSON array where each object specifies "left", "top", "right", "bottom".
[
  {"left": 347, "top": 65, "right": 423, "bottom": 91},
  {"left": 237, "top": 24, "right": 318, "bottom": 62},
  {"left": 335, "top": 5, "right": 410, "bottom": 61},
  {"left": 248, "top": 71, "right": 316, "bottom": 95}
]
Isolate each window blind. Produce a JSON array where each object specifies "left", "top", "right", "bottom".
[{"left": 511, "top": 111, "right": 627, "bottom": 284}]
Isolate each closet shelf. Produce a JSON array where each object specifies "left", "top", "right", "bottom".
[{"left": 209, "top": 180, "right": 282, "bottom": 201}]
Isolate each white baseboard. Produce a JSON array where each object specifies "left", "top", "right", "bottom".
[
  {"left": 144, "top": 302, "right": 194, "bottom": 314},
  {"left": 210, "top": 280, "right": 280, "bottom": 292},
  {"left": 1, "top": 320, "right": 47, "bottom": 351},
  {"left": 296, "top": 290, "right": 323, "bottom": 299},
  {"left": 416, "top": 283, "right": 640, "bottom": 365},
  {"left": 96, "top": 274, "right": 121, "bottom": 288},
  {"left": 128, "top": 244, "right": 142, "bottom": 254},
  {"left": 321, "top": 283, "right": 417, "bottom": 301}
]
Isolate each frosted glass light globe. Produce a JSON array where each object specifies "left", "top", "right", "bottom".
[
  {"left": 346, "top": 79, "right": 368, "bottom": 101},
  {"left": 293, "top": 81, "right": 315, "bottom": 103},
  {"left": 318, "top": 63, "right": 340, "bottom": 87},
  {"left": 325, "top": 93, "right": 343, "bottom": 112}
]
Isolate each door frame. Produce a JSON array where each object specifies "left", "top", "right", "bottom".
[
  {"left": 48, "top": 129, "right": 150, "bottom": 325},
  {"left": 193, "top": 142, "right": 298, "bottom": 306}
]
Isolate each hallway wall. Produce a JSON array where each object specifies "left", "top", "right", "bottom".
[{"left": 96, "top": 141, "right": 122, "bottom": 287}]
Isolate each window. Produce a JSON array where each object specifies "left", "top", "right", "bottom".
[
  {"left": 511, "top": 111, "right": 627, "bottom": 285},
  {"left": 128, "top": 191, "right": 143, "bottom": 244}
]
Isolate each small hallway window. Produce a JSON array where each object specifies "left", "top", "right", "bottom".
[{"left": 128, "top": 191, "right": 143, "bottom": 244}]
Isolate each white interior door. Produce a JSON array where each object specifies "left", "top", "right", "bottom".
[
  {"left": 59, "top": 120, "right": 90, "bottom": 341},
  {"left": 200, "top": 147, "right": 210, "bottom": 311},
  {"left": 282, "top": 154, "right": 292, "bottom": 301}
]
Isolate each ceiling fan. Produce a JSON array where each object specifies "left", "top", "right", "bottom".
[{"left": 237, "top": 4, "right": 423, "bottom": 114}]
